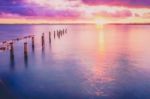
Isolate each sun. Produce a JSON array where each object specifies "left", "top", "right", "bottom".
[{"left": 95, "top": 18, "right": 108, "bottom": 25}]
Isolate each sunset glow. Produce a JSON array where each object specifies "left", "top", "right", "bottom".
[{"left": 0, "top": 0, "right": 150, "bottom": 24}]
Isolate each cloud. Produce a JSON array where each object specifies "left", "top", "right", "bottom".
[
  {"left": 0, "top": 0, "right": 35, "bottom": 16},
  {"left": 142, "top": 12, "right": 150, "bottom": 18},
  {"left": 93, "top": 9, "right": 133, "bottom": 18},
  {"left": 0, "top": 0, "right": 149, "bottom": 23},
  {"left": 82, "top": 0, "right": 150, "bottom": 8},
  {"left": 0, "top": 0, "right": 82, "bottom": 18}
]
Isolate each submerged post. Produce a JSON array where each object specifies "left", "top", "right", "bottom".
[
  {"left": 49, "top": 32, "right": 51, "bottom": 43},
  {"left": 41, "top": 33, "right": 45, "bottom": 47},
  {"left": 24, "top": 42, "right": 28, "bottom": 55},
  {"left": 49, "top": 32, "right": 51, "bottom": 39},
  {"left": 32, "top": 36, "right": 35, "bottom": 51},
  {"left": 10, "top": 42, "right": 14, "bottom": 53},
  {"left": 63, "top": 29, "right": 65, "bottom": 35}
]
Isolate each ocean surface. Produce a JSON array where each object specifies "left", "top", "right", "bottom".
[{"left": 0, "top": 24, "right": 150, "bottom": 99}]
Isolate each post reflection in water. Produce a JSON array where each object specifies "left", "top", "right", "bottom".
[
  {"left": 24, "top": 42, "right": 28, "bottom": 68},
  {"left": 9, "top": 42, "right": 15, "bottom": 69},
  {"left": 24, "top": 52, "right": 28, "bottom": 68},
  {"left": 54, "top": 31, "right": 56, "bottom": 39},
  {"left": 98, "top": 26, "right": 106, "bottom": 55},
  {"left": 57, "top": 31, "right": 60, "bottom": 39}
]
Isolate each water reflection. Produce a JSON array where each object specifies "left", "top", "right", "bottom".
[
  {"left": 24, "top": 52, "right": 28, "bottom": 68},
  {"left": 10, "top": 49, "right": 15, "bottom": 70},
  {"left": 0, "top": 25, "right": 150, "bottom": 99},
  {"left": 98, "top": 27, "right": 106, "bottom": 56},
  {"left": 24, "top": 42, "right": 28, "bottom": 68},
  {"left": 54, "top": 31, "right": 56, "bottom": 39}
]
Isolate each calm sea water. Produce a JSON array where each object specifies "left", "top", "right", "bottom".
[{"left": 0, "top": 24, "right": 150, "bottom": 99}]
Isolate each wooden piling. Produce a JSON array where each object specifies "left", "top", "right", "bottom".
[
  {"left": 24, "top": 42, "right": 28, "bottom": 55},
  {"left": 41, "top": 34, "right": 45, "bottom": 47},
  {"left": 10, "top": 42, "right": 14, "bottom": 60},
  {"left": 32, "top": 37, "right": 35, "bottom": 51},
  {"left": 49, "top": 32, "right": 51, "bottom": 39},
  {"left": 49, "top": 32, "right": 51, "bottom": 43},
  {"left": 60, "top": 30, "right": 62, "bottom": 36},
  {"left": 10, "top": 42, "right": 14, "bottom": 53},
  {"left": 32, "top": 37, "right": 34, "bottom": 46}
]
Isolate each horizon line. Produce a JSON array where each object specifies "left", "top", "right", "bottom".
[{"left": 0, "top": 23, "right": 150, "bottom": 25}]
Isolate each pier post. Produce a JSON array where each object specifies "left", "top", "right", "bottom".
[
  {"left": 10, "top": 42, "right": 14, "bottom": 53},
  {"left": 24, "top": 42, "right": 28, "bottom": 55},
  {"left": 49, "top": 32, "right": 51, "bottom": 39},
  {"left": 58, "top": 30, "right": 60, "bottom": 37},
  {"left": 49, "top": 32, "right": 51, "bottom": 43},
  {"left": 32, "top": 36, "right": 35, "bottom": 51},
  {"left": 42, "top": 33, "right": 45, "bottom": 47}
]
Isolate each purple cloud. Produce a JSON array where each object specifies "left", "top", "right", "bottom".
[
  {"left": 82, "top": 0, "right": 150, "bottom": 8},
  {"left": 0, "top": 0, "right": 149, "bottom": 20},
  {"left": 0, "top": 0, "right": 35, "bottom": 16},
  {"left": 0, "top": 0, "right": 81, "bottom": 18}
]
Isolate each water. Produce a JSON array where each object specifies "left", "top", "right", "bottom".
[{"left": 0, "top": 24, "right": 150, "bottom": 99}]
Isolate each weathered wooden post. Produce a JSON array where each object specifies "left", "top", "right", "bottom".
[
  {"left": 10, "top": 42, "right": 14, "bottom": 57},
  {"left": 63, "top": 29, "right": 65, "bottom": 35},
  {"left": 42, "top": 33, "right": 45, "bottom": 47},
  {"left": 32, "top": 36, "right": 35, "bottom": 51},
  {"left": 24, "top": 42, "right": 28, "bottom": 55},
  {"left": 49, "top": 32, "right": 51, "bottom": 39},
  {"left": 49, "top": 32, "right": 51, "bottom": 43},
  {"left": 10, "top": 42, "right": 14, "bottom": 52}
]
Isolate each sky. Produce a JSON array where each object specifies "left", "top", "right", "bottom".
[{"left": 0, "top": 0, "right": 150, "bottom": 24}]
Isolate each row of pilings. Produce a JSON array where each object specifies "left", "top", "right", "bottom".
[{"left": 0, "top": 28, "right": 68, "bottom": 68}]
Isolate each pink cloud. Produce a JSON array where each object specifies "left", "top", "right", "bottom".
[
  {"left": 93, "top": 9, "right": 133, "bottom": 18},
  {"left": 82, "top": 0, "right": 150, "bottom": 8}
]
